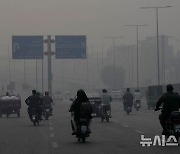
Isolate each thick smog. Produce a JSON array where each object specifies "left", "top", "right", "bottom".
[{"left": 0, "top": 0, "right": 180, "bottom": 154}]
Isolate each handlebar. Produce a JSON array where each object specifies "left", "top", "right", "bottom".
[{"left": 154, "top": 107, "right": 162, "bottom": 111}]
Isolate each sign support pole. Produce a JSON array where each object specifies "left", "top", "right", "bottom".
[{"left": 44, "top": 35, "right": 55, "bottom": 96}]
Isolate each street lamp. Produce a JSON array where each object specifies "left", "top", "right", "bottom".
[
  {"left": 140, "top": 6, "right": 172, "bottom": 85},
  {"left": 124, "top": 25, "right": 148, "bottom": 88},
  {"left": 104, "top": 36, "right": 123, "bottom": 89}
]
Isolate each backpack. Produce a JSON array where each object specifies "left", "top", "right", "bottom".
[{"left": 80, "top": 102, "right": 92, "bottom": 118}]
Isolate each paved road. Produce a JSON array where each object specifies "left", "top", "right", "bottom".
[{"left": 0, "top": 96, "right": 179, "bottom": 154}]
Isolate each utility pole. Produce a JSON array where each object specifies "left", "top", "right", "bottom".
[
  {"left": 141, "top": 6, "right": 172, "bottom": 85},
  {"left": 125, "top": 24, "right": 148, "bottom": 88}
]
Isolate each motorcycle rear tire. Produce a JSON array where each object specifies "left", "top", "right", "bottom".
[
  {"left": 82, "top": 136, "right": 86, "bottom": 143},
  {"left": 45, "top": 115, "right": 49, "bottom": 120}
]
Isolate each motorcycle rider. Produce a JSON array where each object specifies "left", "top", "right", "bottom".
[
  {"left": 101, "top": 89, "right": 112, "bottom": 117},
  {"left": 122, "top": 88, "right": 133, "bottom": 112},
  {"left": 42, "top": 91, "right": 53, "bottom": 115},
  {"left": 133, "top": 89, "right": 142, "bottom": 109},
  {"left": 154, "top": 84, "right": 180, "bottom": 134},
  {"left": 25, "top": 90, "right": 43, "bottom": 121},
  {"left": 69, "top": 89, "right": 92, "bottom": 135}
]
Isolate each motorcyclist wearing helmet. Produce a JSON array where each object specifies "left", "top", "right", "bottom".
[
  {"left": 25, "top": 90, "right": 42, "bottom": 121},
  {"left": 154, "top": 84, "right": 180, "bottom": 134},
  {"left": 69, "top": 89, "right": 92, "bottom": 135},
  {"left": 42, "top": 91, "right": 53, "bottom": 115},
  {"left": 101, "top": 89, "right": 112, "bottom": 117}
]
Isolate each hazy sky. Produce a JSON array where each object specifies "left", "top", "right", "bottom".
[
  {"left": 0, "top": 0, "right": 180, "bottom": 49},
  {"left": 0, "top": 0, "right": 180, "bottom": 90}
]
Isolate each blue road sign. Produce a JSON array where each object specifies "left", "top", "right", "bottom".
[
  {"left": 55, "top": 35, "right": 86, "bottom": 59},
  {"left": 12, "top": 36, "right": 43, "bottom": 59}
]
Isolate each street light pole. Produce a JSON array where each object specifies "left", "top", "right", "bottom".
[
  {"left": 104, "top": 36, "right": 123, "bottom": 89},
  {"left": 140, "top": 6, "right": 172, "bottom": 85},
  {"left": 125, "top": 25, "right": 148, "bottom": 88}
]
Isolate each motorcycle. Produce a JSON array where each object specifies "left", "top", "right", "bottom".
[
  {"left": 76, "top": 118, "right": 90, "bottom": 143},
  {"left": 134, "top": 100, "right": 141, "bottom": 111},
  {"left": 100, "top": 104, "right": 111, "bottom": 122},
  {"left": 43, "top": 106, "right": 52, "bottom": 120},
  {"left": 31, "top": 108, "right": 40, "bottom": 126},
  {"left": 156, "top": 108, "right": 180, "bottom": 142},
  {"left": 125, "top": 105, "right": 132, "bottom": 115},
  {"left": 166, "top": 111, "right": 180, "bottom": 141}
]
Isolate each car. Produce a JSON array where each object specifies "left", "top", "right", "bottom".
[
  {"left": 53, "top": 91, "right": 63, "bottom": 101},
  {"left": 86, "top": 93, "right": 102, "bottom": 117}
]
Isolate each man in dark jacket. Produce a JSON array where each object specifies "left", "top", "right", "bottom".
[
  {"left": 69, "top": 89, "right": 92, "bottom": 135},
  {"left": 25, "top": 90, "right": 42, "bottom": 121},
  {"left": 155, "top": 84, "right": 180, "bottom": 134},
  {"left": 122, "top": 88, "right": 133, "bottom": 112}
]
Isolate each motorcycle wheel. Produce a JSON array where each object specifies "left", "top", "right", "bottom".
[
  {"left": 17, "top": 110, "right": 20, "bottom": 118},
  {"left": 45, "top": 115, "right": 49, "bottom": 120},
  {"left": 101, "top": 117, "right": 104, "bottom": 122},
  {"left": 33, "top": 121, "right": 36, "bottom": 126},
  {"left": 82, "top": 135, "right": 86, "bottom": 143},
  {"left": 106, "top": 117, "right": 109, "bottom": 122}
]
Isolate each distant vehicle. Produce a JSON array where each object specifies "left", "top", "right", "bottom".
[
  {"left": 53, "top": 91, "right": 63, "bottom": 101},
  {"left": 86, "top": 93, "right": 102, "bottom": 117},
  {"left": 146, "top": 85, "right": 163, "bottom": 110},
  {"left": 0, "top": 95, "right": 21, "bottom": 118},
  {"left": 110, "top": 89, "right": 122, "bottom": 101},
  {"left": 63, "top": 91, "right": 72, "bottom": 100}
]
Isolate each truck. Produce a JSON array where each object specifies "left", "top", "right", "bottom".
[
  {"left": 0, "top": 95, "right": 21, "bottom": 118},
  {"left": 146, "top": 85, "right": 163, "bottom": 110}
]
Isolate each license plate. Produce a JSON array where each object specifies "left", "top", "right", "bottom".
[
  {"left": 175, "top": 124, "right": 180, "bottom": 132},
  {"left": 81, "top": 126, "right": 87, "bottom": 133}
]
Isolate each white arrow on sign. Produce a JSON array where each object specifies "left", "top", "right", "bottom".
[{"left": 13, "top": 43, "right": 20, "bottom": 52}]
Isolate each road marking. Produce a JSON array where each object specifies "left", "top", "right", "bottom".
[
  {"left": 122, "top": 124, "right": 129, "bottom": 128},
  {"left": 50, "top": 133, "right": 55, "bottom": 138},
  {"left": 134, "top": 130, "right": 144, "bottom": 134},
  {"left": 51, "top": 142, "right": 58, "bottom": 148},
  {"left": 49, "top": 127, "right": 54, "bottom": 131}
]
